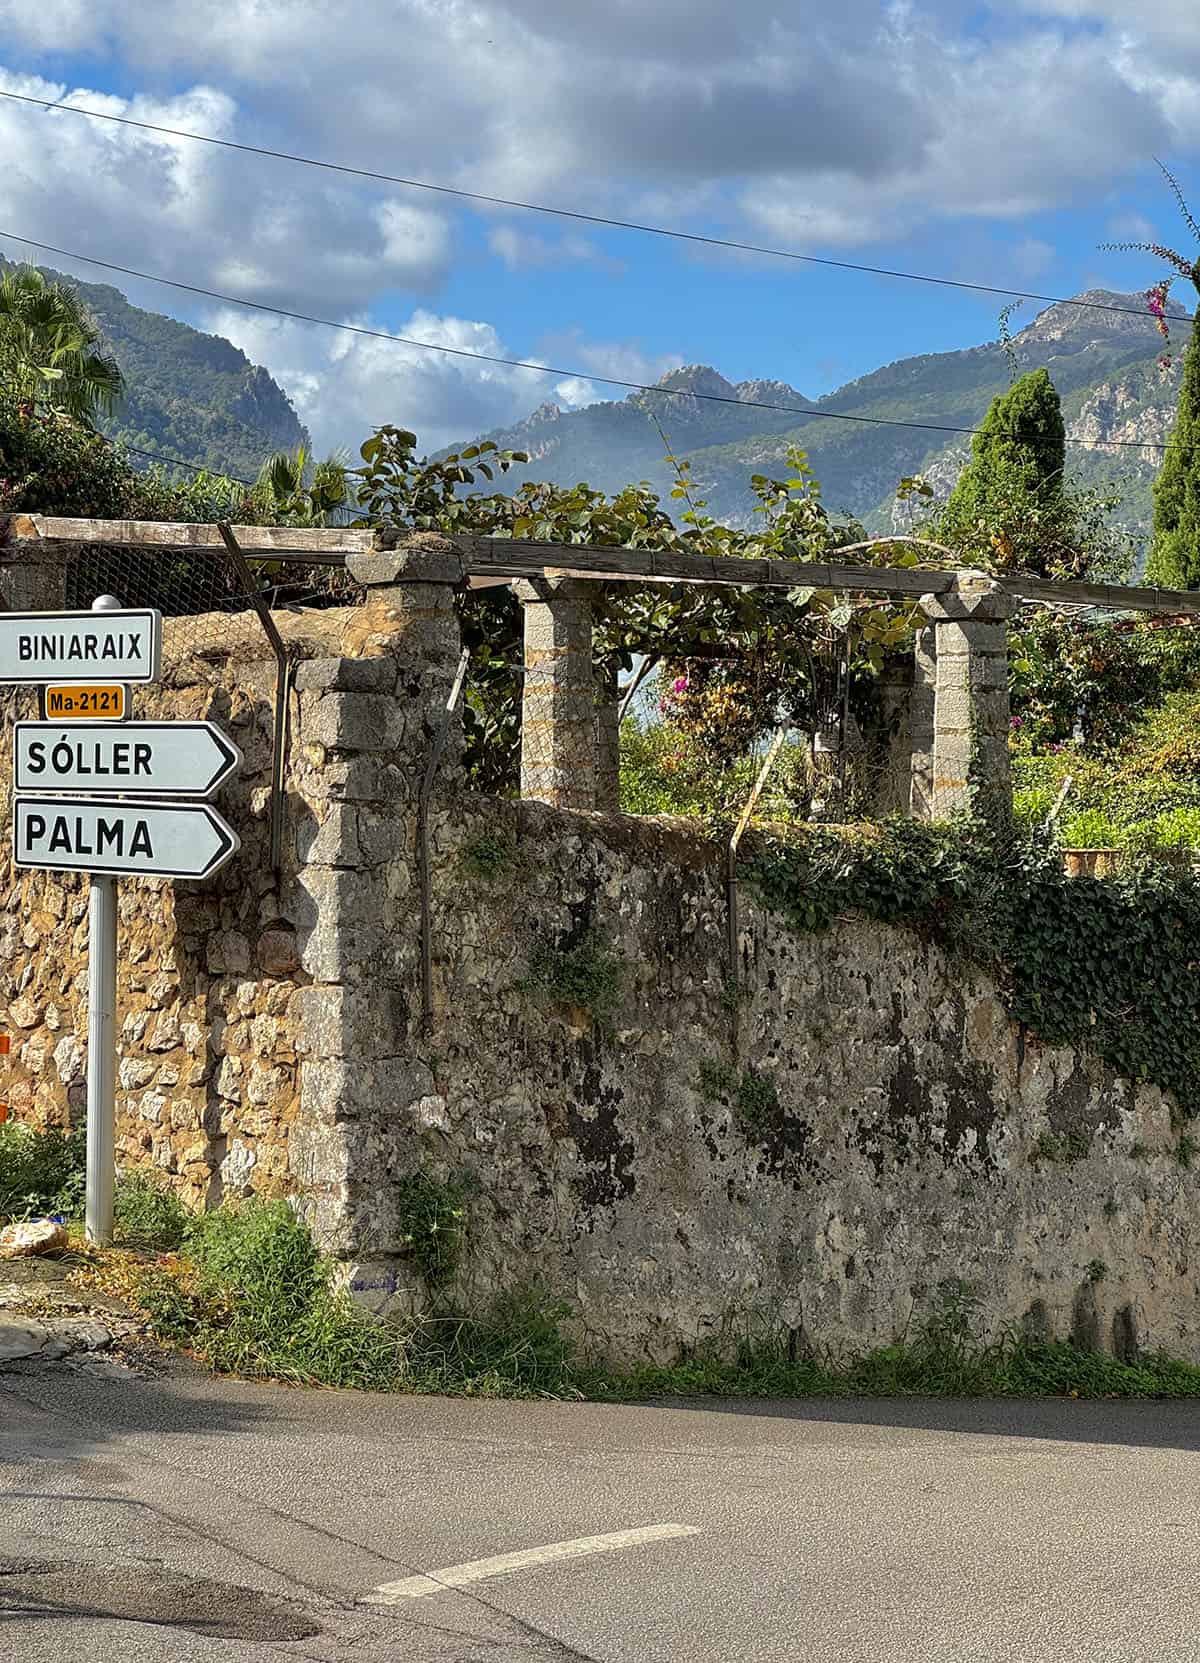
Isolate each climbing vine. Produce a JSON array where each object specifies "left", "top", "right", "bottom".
[{"left": 748, "top": 819, "right": 1200, "bottom": 1116}]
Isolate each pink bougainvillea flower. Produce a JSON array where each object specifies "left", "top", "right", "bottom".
[{"left": 672, "top": 676, "right": 690, "bottom": 694}]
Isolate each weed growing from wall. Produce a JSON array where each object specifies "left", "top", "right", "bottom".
[
  {"left": 395, "top": 1172, "right": 467, "bottom": 1290},
  {"left": 461, "top": 832, "right": 515, "bottom": 881},
  {"left": 735, "top": 1069, "right": 781, "bottom": 1131},
  {"left": 527, "top": 934, "right": 624, "bottom": 1023},
  {"left": 748, "top": 818, "right": 1200, "bottom": 1116},
  {"left": 697, "top": 1060, "right": 736, "bottom": 1103}
]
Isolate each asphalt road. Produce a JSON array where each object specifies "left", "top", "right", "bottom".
[{"left": 2, "top": 1357, "right": 1200, "bottom": 1661}]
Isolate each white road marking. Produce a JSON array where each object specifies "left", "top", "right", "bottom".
[{"left": 362, "top": 1522, "right": 702, "bottom": 1604}]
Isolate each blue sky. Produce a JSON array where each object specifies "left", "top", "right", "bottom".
[{"left": 0, "top": 1, "right": 1195, "bottom": 454}]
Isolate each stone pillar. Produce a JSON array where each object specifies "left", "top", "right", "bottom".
[
  {"left": 921, "top": 577, "right": 1014, "bottom": 823},
  {"left": 909, "top": 620, "right": 937, "bottom": 820},
  {"left": 287, "top": 533, "right": 466, "bottom": 1273},
  {"left": 869, "top": 653, "right": 914, "bottom": 817},
  {"left": 345, "top": 533, "right": 466, "bottom": 724},
  {"left": 0, "top": 536, "right": 67, "bottom": 610},
  {"left": 514, "top": 574, "right": 597, "bottom": 811},
  {"left": 594, "top": 661, "right": 621, "bottom": 814}
]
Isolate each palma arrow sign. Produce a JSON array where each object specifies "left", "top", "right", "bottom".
[
  {"left": 12, "top": 797, "right": 239, "bottom": 880},
  {"left": 14, "top": 721, "right": 243, "bottom": 799}
]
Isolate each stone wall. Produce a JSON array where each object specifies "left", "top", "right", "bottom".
[
  {"left": 2, "top": 551, "right": 1196, "bottom": 1366},
  {"left": 337, "top": 794, "right": 1195, "bottom": 1365}
]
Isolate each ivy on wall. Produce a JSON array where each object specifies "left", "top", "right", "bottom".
[{"left": 748, "top": 819, "right": 1200, "bottom": 1117}]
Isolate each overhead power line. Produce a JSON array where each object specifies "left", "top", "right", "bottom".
[
  {"left": 124, "top": 441, "right": 251, "bottom": 485},
  {"left": 0, "top": 87, "right": 1179, "bottom": 326},
  {"left": 0, "top": 227, "right": 1179, "bottom": 456}
]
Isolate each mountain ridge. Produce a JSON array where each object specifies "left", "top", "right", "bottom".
[
  {"left": 453, "top": 291, "right": 1192, "bottom": 542},
  {"left": 0, "top": 258, "right": 308, "bottom": 481}
]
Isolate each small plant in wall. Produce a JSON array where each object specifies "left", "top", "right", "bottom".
[
  {"left": 527, "top": 932, "right": 624, "bottom": 1024},
  {"left": 461, "top": 831, "right": 515, "bottom": 881},
  {"left": 735, "top": 1068, "right": 781, "bottom": 1132},
  {"left": 395, "top": 1172, "right": 467, "bottom": 1291}
]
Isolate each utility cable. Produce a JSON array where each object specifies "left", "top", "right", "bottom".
[
  {"left": 0, "top": 228, "right": 1181, "bottom": 455},
  {"left": 0, "top": 87, "right": 1181, "bottom": 326}
]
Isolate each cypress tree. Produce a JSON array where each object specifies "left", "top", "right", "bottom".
[
  {"left": 1148, "top": 308, "right": 1200, "bottom": 588},
  {"left": 938, "top": 368, "right": 1067, "bottom": 575}
]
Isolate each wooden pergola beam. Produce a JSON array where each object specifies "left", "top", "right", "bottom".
[
  {"left": 0, "top": 515, "right": 375, "bottom": 562},
  {"left": 3, "top": 514, "right": 1200, "bottom": 615}
]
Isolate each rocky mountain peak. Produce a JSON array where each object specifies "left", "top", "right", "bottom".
[
  {"left": 1016, "top": 289, "right": 1190, "bottom": 347},
  {"left": 736, "top": 378, "right": 808, "bottom": 408},
  {"left": 650, "top": 365, "right": 740, "bottom": 401}
]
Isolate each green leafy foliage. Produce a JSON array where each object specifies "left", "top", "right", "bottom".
[
  {"left": 934, "top": 369, "right": 1129, "bottom": 579},
  {"left": 394, "top": 1173, "right": 467, "bottom": 1290},
  {"left": 460, "top": 831, "right": 515, "bottom": 880},
  {"left": 0, "top": 264, "right": 123, "bottom": 425},
  {"left": 735, "top": 1069, "right": 781, "bottom": 1130},
  {"left": 1012, "top": 687, "right": 1200, "bottom": 852},
  {"left": 0, "top": 393, "right": 255, "bottom": 524},
  {"left": 527, "top": 934, "right": 624, "bottom": 1021},
  {"left": 1148, "top": 315, "right": 1200, "bottom": 586},
  {"left": 619, "top": 719, "right": 814, "bottom": 821},
  {"left": 0, "top": 1122, "right": 86, "bottom": 1219},
  {"left": 175, "top": 1199, "right": 406, "bottom": 1389},
  {"left": 251, "top": 444, "right": 348, "bottom": 527},
  {"left": 749, "top": 818, "right": 1200, "bottom": 1114},
  {"left": 113, "top": 1171, "right": 190, "bottom": 1251},
  {"left": 112, "top": 1228, "right": 1200, "bottom": 1401},
  {"left": 1103, "top": 167, "right": 1200, "bottom": 587},
  {"left": 1008, "top": 613, "right": 1200, "bottom": 751},
  {"left": 352, "top": 426, "right": 938, "bottom": 793}
]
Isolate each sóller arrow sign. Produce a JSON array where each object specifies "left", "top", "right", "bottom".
[
  {"left": 14, "top": 721, "right": 243, "bottom": 800},
  {"left": 12, "top": 797, "right": 240, "bottom": 880},
  {"left": 0, "top": 608, "right": 161, "bottom": 684}
]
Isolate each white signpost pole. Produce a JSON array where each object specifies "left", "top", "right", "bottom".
[
  {"left": 84, "top": 596, "right": 121, "bottom": 1246},
  {"left": 5, "top": 592, "right": 239, "bottom": 1245}
]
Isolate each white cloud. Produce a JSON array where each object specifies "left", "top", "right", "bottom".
[
  {"left": 204, "top": 305, "right": 668, "bottom": 456},
  {"left": 0, "top": 68, "right": 452, "bottom": 315},
  {"left": 487, "top": 226, "right": 620, "bottom": 273},
  {"left": 1, "top": 0, "right": 1195, "bottom": 255}
]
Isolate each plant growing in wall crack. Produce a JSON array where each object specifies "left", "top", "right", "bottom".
[
  {"left": 395, "top": 1173, "right": 467, "bottom": 1291},
  {"left": 527, "top": 933, "right": 624, "bottom": 1024}
]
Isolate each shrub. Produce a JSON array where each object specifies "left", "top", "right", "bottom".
[
  {"left": 528, "top": 934, "right": 624, "bottom": 1021},
  {"left": 182, "top": 1199, "right": 405, "bottom": 1389},
  {"left": 0, "top": 1122, "right": 86, "bottom": 1219},
  {"left": 394, "top": 1173, "right": 467, "bottom": 1290},
  {"left": 114, "top": 1171, "right": 190, "bottom": 1250}
]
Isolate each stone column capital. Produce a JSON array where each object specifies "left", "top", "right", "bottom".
[
  {"left": 347, "top": 532, "right": 464, "bottom": 587},
  {"left": 921, "top": 576, "right": 1015, "bottom": 625},
  {"left": 513, "top": 572, "right": 596, "bottom": 608}
]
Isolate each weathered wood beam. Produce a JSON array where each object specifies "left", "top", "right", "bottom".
[
  {"left": 5, "top": 517, "right": 1200, "bottom": 615},
  {"left": 996, "top": 574, "right": 1200, "bottom": 615},
  {"left": 0, "top": 515, "right": 376, "bottom": 562},
  {"left": 455, "top": 533, "right": 958, "bottom": 598}
]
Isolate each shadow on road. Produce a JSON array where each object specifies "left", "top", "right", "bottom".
[
  {"left": 0, "top": 1360, "right": 279, "bottom": 1469},
  {"left": 639, "top": 1391, "right": 1200, "bottom": 1451}
]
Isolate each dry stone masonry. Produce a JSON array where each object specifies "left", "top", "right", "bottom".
[{"left": 0, "top": 532, "right": 1194, "bottom": 1364}]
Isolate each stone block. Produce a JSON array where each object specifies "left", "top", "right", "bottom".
[
  {"left": 302, "top": 693, "right": 405, "bottom": 753},
  {"left": 347, "top": 539, "right": 465, "bottom": 586},
  {"left": 256, "top": 924, "right": 301, "bottom": 978},
  {"left": 294, "top": 657, "right": 401, "bottom": 694},
  {"left": 299, "top": 1055, "right": 434, "bottom": 1121},
  {"left": 294, "top": 802, "right": 362, "bottom": 868}
]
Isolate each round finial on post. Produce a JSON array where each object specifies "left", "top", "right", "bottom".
[{"left": 92, "top": 594, "right": 123, "bottom": 612}]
